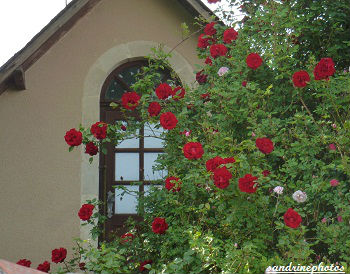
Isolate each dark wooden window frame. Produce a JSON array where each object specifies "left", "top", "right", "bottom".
[{"left": 99, "top": 60, "right": 172, "bottom": 241}]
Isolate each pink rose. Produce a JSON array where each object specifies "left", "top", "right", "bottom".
[
  {"left": 330, "top": 179, "right": 339, "bottom": 187},
  {"left": 329, "top": 143, "right": 336, "bottom": 150}
]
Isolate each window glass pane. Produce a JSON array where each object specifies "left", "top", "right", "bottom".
[
  {"left": 153, "top": 71, "right": 166, "bottom": 82},
  {"left": 105, "top": 80, "right": 125, "bottom": 100},
  {"left": 115, "top": 185, "right": 139, "bottom": 214},
  {"left": 144, "top": 124, "right": 164, "bottom": 148},
  {"left": 116, "top": 129, "right": 139, "bottom": 148},
  {"left": 144, "top": 153, "right": 167, "bottom": 180},
  {"left": 118, "top": 66, "right": 142, "bottom": 87},
  {"left": 115, "top": 153, "right": 139, "bottom": 181}
]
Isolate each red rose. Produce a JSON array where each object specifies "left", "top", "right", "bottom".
[
  {"left": 205, "top": 57, "right": 213, "bottom": 66},
  {"left": 284, "top": 208, "right": 302, "bottom": 228},
  {"left": 121, "top": 233, "right": 135, "bottom": 243},
  {"left": 79, "top": 262, "right": 86, "bottom": 271},
  {"left": 292, "top": 70, "right": 310, "bottom": 87},
  {"left": 121, "top": 125, "right": 127, "bottom": 131},
  {"left": 148, "top": 102, "right": 161, "bottom": 117},
  {"left": 187, "top": 104, "right": 194, "bottom": 110},
  {"left": 196, "top": 70, "right": 208, "bottom": 84},
  {"left": 210, "top": 44, "right": 228, "bottom": 59},
  {"left": 37, "top": 261, "right": 50, "bottom": 273},
  {"left": 204, "top": 22, "right": 216, "bottom": 36},
  {"left": 201, "top": 93, "right": 210, "bottom": 100},
  {"left": 256, "top": 137, "right": 274, "bottom": 154},
  {"left": 329, "top": 143, "right": 336, "bottom": 150},
  {"left": 140, "top": 260, "right": 153, "bottom": 272},
  {"left": 152, "top": 217, "right": 168, "bottom": 234},
  {"left": 183, "top": 142, "right": 204, "bottom": 159},
  {"left": 213, "top": 166, "right": 232, "bottom": 189},
  {"left": 206, "top": 156, "right": 225, "bottom": 172},
  {"left": 64, "top": 128, "right": 82, "bottom": 147},
  {"left": 160, "top": 112, "right": 178, "bottom": 130},
  {"left": 121, "top": 91, "right": 140, "bottom": 110},
  {"left": 262, "top": 170, "right": 270, "bottom": 177},
  {"left": 155, "top": 83, "right": 172, "bottom": 100},
  {"left": 238, "top": 174, "right": 258, "bottom": 193},
  {"left": 246, "top": 53, "right": 263, "bottom": 70},
  {"left": 313, "top": 58, "right": 335, "bottom": 80},
  {"left": 78, "top": 204, "right": 95, "bottom": 221},
  {"left": 208, "top": 0, "right": 220, "bottom": 3},
  {"left": 172, "top": 86, "right": 186, "bottom": 100},
  {"left": 17, "top": 259, "right": 31, "bottom": 267},
  {"left": 51, "top": 247, "right": 67, "bottom": 263},
  {"left": 90, "top": 122, "right": 108, "bottom": 140},
  {"left": 223, "top": 28, "right": 238, "bottom": 43},
  {"left": 198, "top": 34, "right": 211, "bottom": 49},
  {"left": 223, "top": 157, "right": 236, "bottom": 164},
  {"left": 242, "top": 81, "right": 247, "bottom": 87},
  {"left": 85, "top": 142, "right": 98, "bottom": 156},
  {"left": 165, "top": 176, "right": 181, "bottom": 192}
]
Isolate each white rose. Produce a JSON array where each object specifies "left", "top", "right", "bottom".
[
  {"left": 292, "top": 190, "right": 307, "bottom": 203},
  {"left": 273, "top": 186, "right": 284, "bottom": 195}
]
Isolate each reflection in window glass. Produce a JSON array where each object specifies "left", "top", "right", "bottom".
[
  {"left": 115, "top": 185, "right": 139, "bottom": 214},
  {"left": 105, "top": 80, "right": 125, "bottom": 100},
  {"left": 144, "top": 153, "right": 167, "bottom": 180},
  {"left": 115, "top": 153, "right": 139, "bottom": 181},
  {"left": 144, "top": 124, "right": 164, "bottom": 148},
  {"left": 118, "top": 66, "right": 142, "bottom": 86}
]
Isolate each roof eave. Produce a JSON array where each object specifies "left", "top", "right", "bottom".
[{"left": 0, "top": 0, "right": 215, "bottom": 95}]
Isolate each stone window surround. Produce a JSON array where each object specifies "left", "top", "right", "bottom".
[{"left": 80, "top": 40, "right": 195, "bottom": 244}]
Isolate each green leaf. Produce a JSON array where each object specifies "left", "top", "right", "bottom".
[{"left": 110, "top": 102, "right": 118, "bottom": 109}]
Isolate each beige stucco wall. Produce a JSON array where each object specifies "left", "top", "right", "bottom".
[{"left": 0, "top": 0, "right": 200, "bottom": 267}]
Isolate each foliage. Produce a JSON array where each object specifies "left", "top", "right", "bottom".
[
  {"left": 60, "top": 0, "right": 350, "bottom": 273},
  {"left": 235, "top": 0, "right": 350, "bottom": 70}
]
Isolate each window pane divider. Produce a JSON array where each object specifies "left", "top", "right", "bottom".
[{"left": 114, "top": 76, "right": 129, "bottom": 91}]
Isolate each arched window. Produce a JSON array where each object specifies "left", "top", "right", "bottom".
[{"left": 99, "top": 60, "right": 178, "bottom": 241}]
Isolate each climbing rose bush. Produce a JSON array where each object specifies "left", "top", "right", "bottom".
[{"left": 61, "top": 2, "right": 350, "bottom": 273}]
